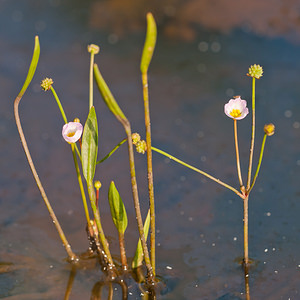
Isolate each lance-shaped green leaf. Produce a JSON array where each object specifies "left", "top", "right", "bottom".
[
  {"left": 108, "top": 181, "right": 128, "bottom": 234},
  {"left": 82, "top": 106, "right": 98, "bottom": 182},
  {"left": 140, "top": 13, "right": 157, "bottom": 74},
  {"left": 93, "top": 64, "right": 127, "bottom": 124},
  {"left": 18, "top": 36, "right": 40, "bottom": 98},
  {"left": 132, "top": 209, "right": 150, "bottom": 269}
]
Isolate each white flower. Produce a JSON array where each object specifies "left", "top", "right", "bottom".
[
  {"left": 62, "top": 122, "right": 83, "bottom": 143},
  {"left": 224, "top": 97, "right": 249, "bottom": 120}
]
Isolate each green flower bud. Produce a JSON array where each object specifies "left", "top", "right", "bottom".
[
  {"left": 264, "top": 123, "right": 275, "bottom": 136},
  {"left": 41, "top": 78, "right": 53, "bottom": 91},
  {"left": 247, "top": 64, "right": 263, "bottom": 79},
  {"left": 94, "top": 180, "right": 102, "bottom": 190},
  {"left": 132, "top": 133, "right": 141, "bottom": 145},
  {"left": 136, "top": 140, "right": 147, "bottom": 154},
  {"left": 87, "top": 44, "right": 100, "bottom": 54}
]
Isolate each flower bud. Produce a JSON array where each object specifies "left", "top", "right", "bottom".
[
  {"left": 94, "top": 180, "right": 102, "bottom": 190},
  {"left": 247, "top": 64, "right": 263, "bottom": 79},
  {"left": 41, "top": 78, "right": 53, "bottom": 91},
  {"left": 264, "top": 123, "right": 275, "bottom": 136},
  {"left": 87, "top": 44, "right": 100, "bottom": 54},
  {"left": 132, "top": 133, "right": 141, "bottom": 145},
  {"left": 136, "top": 140, "right": 147, "bottom": 154}
]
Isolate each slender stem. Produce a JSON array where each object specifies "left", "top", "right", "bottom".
[
  {"left": 87, "top": 181, "right": 114, "bottom": 267},
  {"left": 246, "top": 77, "right": 256, "bottom": 191},
  {"left": 118, "top": 231, "right": 128, "bottom": 271},
  {"left": 124, "top": 124, "right": 154, "bottom": 282},
  {"left": 93, "top": 64, "right": 153, "bottom": 281},
  {"left": 75, "top": 144, "right": 82, "bottom": 162},
  {"left": 108, "top": 282, "right": 113, "bottom": 300},
  {"left": 50, "top": 86, "right": 81, "bottom": 159},
  {"left": 71, "top": 143, "right": 90, "bottom": 224},
  {"left": 89, "top": 52, "right": 95, "bottom": 109},
  {"left": 50, "top": 86, "right": 68, "bottom": 124},
  {"left": 142, "top": 71, "right": 156, "bottom": 275},
  {"left": 234, "top": 119, "right": 244, "bottom": 189},
  {"left": 151, "top": 146, "right": 245, "bottom": 199},
  {"left": 244, "top": 263, "right": 251, "bottom": 300},
  {"left": 96, "top": 138, "right": 127, "bottom": 164},
  {"left": 249, "top": 134, "right": 267, "bottom": 193},
  {"left": 243, "top": 195, "right": 249, "bottom": 266},
  {"left": 14, "top": 96, "right": 77, "bottom": 261}
]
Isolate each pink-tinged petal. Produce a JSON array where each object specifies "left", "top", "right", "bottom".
[
  {"left": 62, "top": 122, "right": 83, "bottom": 143},
  {"left": 224, "top": 97, "right": 249, "bottom": 120}
]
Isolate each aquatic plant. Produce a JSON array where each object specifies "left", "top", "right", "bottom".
[{"left": 13, "top": 13, "right": 274, "bottom": 299}]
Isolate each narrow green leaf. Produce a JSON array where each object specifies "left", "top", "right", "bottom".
[
  {"left": 18, "top": 36, "right": 40, "bottom": 98},
  {"left": 132, "top": 209, "right": 150, "bottom": 269},
  {"left": 140, "top": 13, "right": 157, "bottom": 74},
  {"left": 93, "top": 64, "right": 127, "bottom": 122},
  {"left": 82, "top": 106, "right": 98, "bottom": 182},
  {"left": 108, "top": 181, "right": 128, "bottom": 234}
]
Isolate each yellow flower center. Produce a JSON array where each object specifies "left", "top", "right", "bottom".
[
  {"left": 67, "top": 132, "right": 76, "bottom": 137},
  {"left": 230, "top": 109, "right": 242, "bottom": 118}
]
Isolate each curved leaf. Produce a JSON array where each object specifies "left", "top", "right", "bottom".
[
  {"left": 18, "top": 36, "right": 40, "bottom": 98},
  {"left": 108, "top": 181, "right": 128, "bottom": 234},
  {"left": 140, "top": 13, "right": 157, "bottom": 74}
]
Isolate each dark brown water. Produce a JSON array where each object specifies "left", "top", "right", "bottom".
[{"left": 1, "top": 1, "right": 300, "bottom": 299}]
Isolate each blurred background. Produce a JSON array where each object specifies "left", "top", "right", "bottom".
[{"left": 0, "top": 0, "right": 300, "bottom": 299}]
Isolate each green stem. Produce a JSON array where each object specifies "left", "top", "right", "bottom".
[
  {"left": 118, "top": 231, "right": 128, "bottom": 271},
  {"left": 89, "top": 52, "right": 95, "bottom": 109},
  {"left": 50, "top": 86, "right": 68, "bottom": 124},
  {"left": 243, "top": 195, "right": 249, "bottom": 266},
  {"left": 246, "top": 77, "right": 256, "bottom": 191},
  {"left": 234, "top": 119, "right": 244, "bottom": 190},
  {"left": 249, "top": 134, "right": 267, "bottom": 193},
  {"left": 87, "top": 181, "right": 114, "bottom": 267},
  {"left": 151, "top": 146, "right": 245, "bottom": 199},
  {"left": 142, "top": 71, "right": 156, "bottom": 275},
  {"left": 125, "top": 125, "right": 154, "bottom": 281},
  {"left": 93, "top": 63, "right": 154, "bottom": 282},
  {"left": 71, "top": 143, "right": 90, "bottom": 224},
  {"left": 50, "top": 86, "right": 81, "bottom": 160},
  {"left": 96, "top": 138, "right": 127, "bottom": 164}
]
